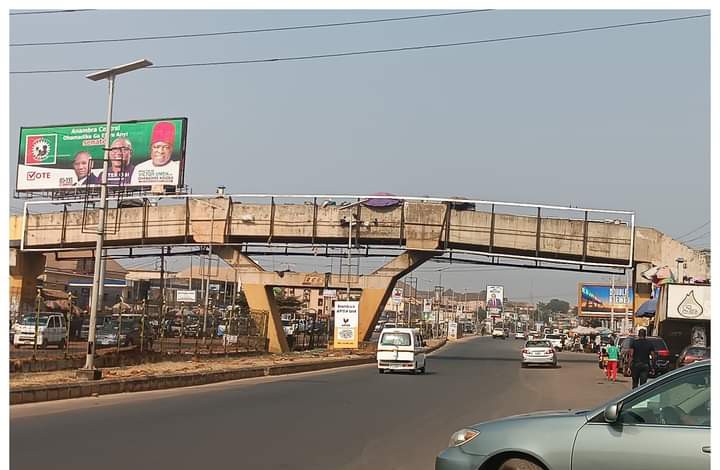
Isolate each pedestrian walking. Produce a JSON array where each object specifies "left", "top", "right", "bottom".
[
  {"left": 606, "top": 342, "right": 620, "bottom": 382},
  {"left": 628, "top": 329, "right": 656, "bottom": 389}
]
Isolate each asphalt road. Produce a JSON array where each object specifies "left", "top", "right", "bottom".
[{"left": 11, "top": 335, "right": 630, "bottom": 470}]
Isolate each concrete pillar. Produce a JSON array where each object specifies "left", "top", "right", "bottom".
[
  {"left": 9, "top": 250, "right": 46, "bottom": 313},
  {"left": 356, "top": 250, "right": 436, "bottom": 341},
  {"left": 215, "top": 245, "right": 435, "bottom": 351},
  {"left": 358, "top": 285, "right": 393, "bottom": 342},
  {"left": 242, "top": 283, "right": 289, "bottom": 354}
]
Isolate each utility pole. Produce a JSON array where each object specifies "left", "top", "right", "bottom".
[{"left": 610, "top": 275, "right": 615, "bottom": 332}]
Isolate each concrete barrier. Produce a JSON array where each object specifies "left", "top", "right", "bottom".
[{"left": 10, "top": 338, "right": 448, "bottom": 405}]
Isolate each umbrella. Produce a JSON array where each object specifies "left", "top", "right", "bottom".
[
  {"left": 635, "top": 298, "right": 657, "bottom": 318},
  {"left": 112, "top": 300, "right": 132, "bottom": 313}
]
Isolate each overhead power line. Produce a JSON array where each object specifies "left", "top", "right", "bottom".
[
  {"left": 676, "top": 220, "right": 710, "bottom": 241},
  {"left": 10, "top": 9, "right": 94, "bottom": 16},
  {"left": 10, "top": 13, "right": 709, "bottom": 75},
  {"left": 682, "top": 231, "right": 711, "bottom": 244},
  {"left": 10, "top": 10, "right": 492, "bottom": 47}
]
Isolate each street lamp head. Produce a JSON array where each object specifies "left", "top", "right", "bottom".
[{"left": 86, "top": 59, "right": 153, "bottom": 81}]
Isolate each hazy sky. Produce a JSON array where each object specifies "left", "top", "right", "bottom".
[{"left": 8, "top": 9, "right": 710, "bottom": 303}]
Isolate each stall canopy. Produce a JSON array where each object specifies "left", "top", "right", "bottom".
[
  {"left": 635, "top": 298, "right": 658, "bottom": 318},
  {"left": 570, "top": 326, "right": 597, "bottom": 335}
]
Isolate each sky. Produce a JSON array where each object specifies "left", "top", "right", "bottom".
[{"left": 7, "top": 8, "right": 711, "bottom": 303}]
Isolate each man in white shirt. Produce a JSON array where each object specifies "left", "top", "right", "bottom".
[{"left": 131, "top": 121, "right": 179, "bottom": 186}]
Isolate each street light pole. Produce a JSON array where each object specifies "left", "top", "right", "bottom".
[{"left": 80, "top": 59, "right": 152, "bottom": 380}]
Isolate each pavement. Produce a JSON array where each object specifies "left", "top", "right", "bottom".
[{"left": 10, "top": 335, "right": 630, "bottom": 470}]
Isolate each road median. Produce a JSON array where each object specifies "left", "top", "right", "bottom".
[{"left": 11, "top": 339, "right": 447, "bottom": 405}]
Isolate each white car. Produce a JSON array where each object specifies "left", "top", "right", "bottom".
[
  {"left": 543, "top": 334, "right": 563, "bottom": 351},
  {"left": 514, "top": 331, "right": 527, "bottom": 340},
  {"left": 13, "top": 313, "right": 67, "bottom": 349},
  {"left": 492, "top": 328, "right": 506, "bottom": 339},
  {"left": 521, "top": 339, "right": 557, "bottom": 368}
]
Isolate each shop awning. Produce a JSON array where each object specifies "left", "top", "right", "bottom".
[
  {"left": 635, "top": 298, "right": 657, "bottom": 318},
  {"left": 68, "top": 278, "right": 127, "bottom": 288}
]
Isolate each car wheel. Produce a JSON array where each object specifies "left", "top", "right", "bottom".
[
  {"left": 521, "top": 363, "right": 527, "bottom": 368},
  {"left": 378, "top": 368, "right": 384, "bottom": 374},
  {"left": 499, "top": 457, "right": 543, "bottom": 470},
  {"left": 420, "top": 365, "right": 426, "bottom": 374}
]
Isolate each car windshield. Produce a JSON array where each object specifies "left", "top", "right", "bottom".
[
  {"left": 380, "top": 332, "right": 411, "bottom": 346},
  {"left": 526, "top": 341, "right": 551, "bottom": 348},
  {"left": 20, "top": 315, "right": 49, "bottom": 325},
  {"left": 545, "top": 334, "right": 561, "bottom": 340}
]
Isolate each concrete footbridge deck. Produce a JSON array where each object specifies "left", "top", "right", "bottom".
[{"left": 9, "top": 194, "right": 709, "bottom": 352}]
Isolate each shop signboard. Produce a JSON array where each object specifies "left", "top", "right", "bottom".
[
  {"left": 665, "top": 284, "right": 710, "bottom": 321},
  {"left": 176, "top": 290, "right": 196, "bottom": 303},
  {"left": 16, "top": 117, "right": 187, "bottom": 192}
]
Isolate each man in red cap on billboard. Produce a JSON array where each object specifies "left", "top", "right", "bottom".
[{"left": 131, "top": 121, "right": 179, "bottom": 185}]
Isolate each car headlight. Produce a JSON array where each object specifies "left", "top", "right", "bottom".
[{"left": 449, "top": 428, "right": 480, "bottom": 447}]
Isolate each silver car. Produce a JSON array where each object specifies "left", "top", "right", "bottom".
[
  {"left": 436, "top": 360, "right": 710, "bottom": 470},
  {"left": 521, "top": 340, "right": 557, "bottom": 368}
]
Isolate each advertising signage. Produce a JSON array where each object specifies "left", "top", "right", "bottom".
[
  {"left": 16, "top": 117, "right": 187, "bottom": 192},
  {"left": 578, "top": 283, "right": 634, "bottom": 317}
]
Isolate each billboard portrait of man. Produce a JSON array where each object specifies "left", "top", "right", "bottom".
[
  {"left": 131, "top": 121, "right": 179, "bottom": 186},
  {"left": 487, "top": 293, "right": 503, "bottom": 311},
  {"left": 72, "top": 151, "right": 97, "bottom": 186},
  {"left": 100, "top": 137, "right": 135, "bottom": 185}
]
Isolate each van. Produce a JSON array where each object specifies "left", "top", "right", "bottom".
[
  {"left": 376, "top": 327, "right": 427, "bottom": 374},
  {"left": 13, "top": 313, "right": 67, "bottom": 349}
]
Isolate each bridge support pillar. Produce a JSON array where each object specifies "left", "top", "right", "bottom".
[
  {"left": 9, "top": 249, "right": 46, "bottom": 313},
  {"left": 241, "top": 283, "right": 289, "bottom": 354},
  {"left": 357, "top": 250, "right": 436, "bottom": 342},
  {"left": 215, "top": 246, "right": 435, "bottom": 352}
]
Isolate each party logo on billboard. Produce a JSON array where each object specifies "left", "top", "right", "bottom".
[{"left": 25, "top": 134, "right": 58, "bottom": 165}]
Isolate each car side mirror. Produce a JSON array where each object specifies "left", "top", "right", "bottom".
[{"left": 604, "top": 403, "right": 620, "bottom": 423}]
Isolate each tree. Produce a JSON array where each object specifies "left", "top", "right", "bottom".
[{"left": 274, "top": 290, "right": 303, "bottom": 316}]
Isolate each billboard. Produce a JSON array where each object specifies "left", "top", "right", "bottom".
[
  {"left": 16, "top": 117, "right": 187, "bottom": 192},
  {"left": 578, "top": 284, "right": 634, "bottom": 317},
  {"left": 486, "top": 285, "right": 504, "bottom": 314},
  {"left": 334, "top": 301, "right": 359, "bottom": 349}
]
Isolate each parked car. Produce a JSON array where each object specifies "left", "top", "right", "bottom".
[
  {"left": 13, "top": 313, "right": 67, "bottom": 349},
  {"left": 80, "top": 315, "right": 113, "bottom": 340},
  {"left": 436, "top": 360, "right": 710, "bottom": 470},
  {"left": 95, "top": 320, "right": 152, "bottom": 348},
  {"left": 619, "top": 336, "right": 673, "bottom": 377},
  {"left": 377, "top": 327, "right": 426, "bottom": 374},
  {"left": 676, "top": 346, "right": 710, "bottom": 368},
  {"left": 521, "top": 340, "right": 557, "bottom": 368}
]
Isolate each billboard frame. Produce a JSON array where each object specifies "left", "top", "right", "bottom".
[{"left": 15, "top": 117, "right": 188, "bottom": 197}]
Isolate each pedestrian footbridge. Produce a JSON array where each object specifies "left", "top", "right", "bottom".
[{"left": 9, "top": 194, "right": 708, "bottom": 352}]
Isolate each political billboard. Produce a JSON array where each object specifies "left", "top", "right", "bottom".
[
  {"left": 486, "top": 285, "right": 504, "bottom": 314},
  {"left": 16, "top": 117, "right": 187, "bottom": 192},
  {"left": 578, "top": 283, "right": 634, "bottom": 317}
]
